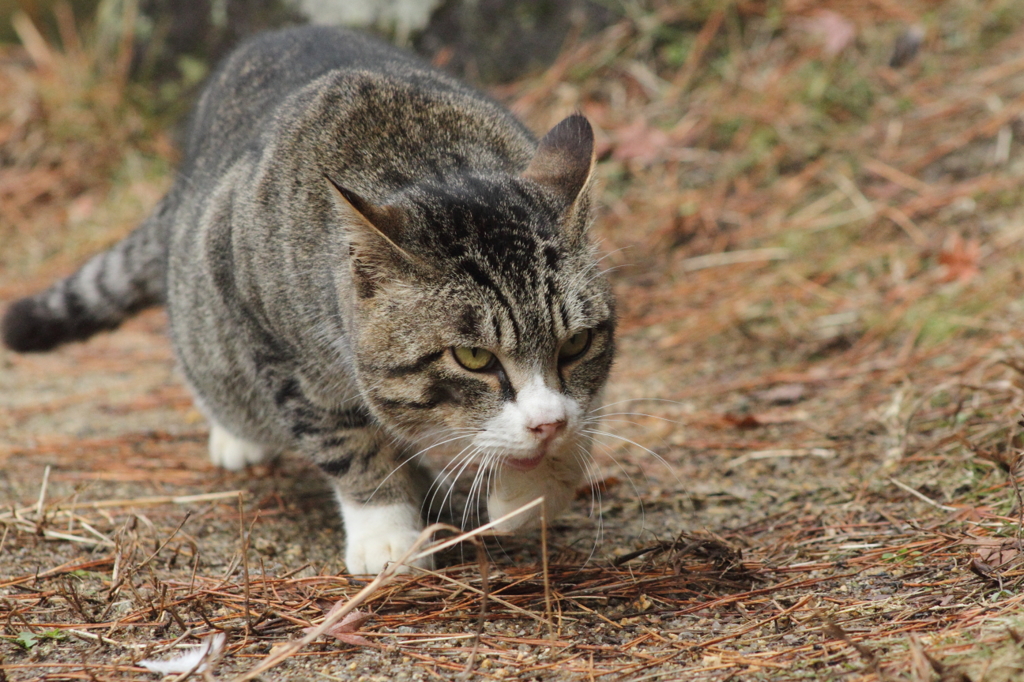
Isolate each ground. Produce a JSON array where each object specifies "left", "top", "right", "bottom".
[{"left": 4, "top": 2, "right": 1024, "bottom": 681}]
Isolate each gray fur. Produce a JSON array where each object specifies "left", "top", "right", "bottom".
[{"left": 2, "top": 26, "right": 616, "bottom": 570}]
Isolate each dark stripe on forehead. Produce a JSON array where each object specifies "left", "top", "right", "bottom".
[
  {"left": 460, "top": 259, "right": 521, "bottom": 343},
  {"left": 383, "top": 349, "right": 445, "bottom": 377},
  {"left": 459, "top": 306, "right": 479, "bottom": 338},
  {"left": 544, "top": 275, "right": 560, "bottom": 336}
]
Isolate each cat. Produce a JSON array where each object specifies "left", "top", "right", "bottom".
[{"left": 1, "top": 26, "right": 616, "bottom": 574}]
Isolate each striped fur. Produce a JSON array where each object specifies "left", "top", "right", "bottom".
[
  {"left": 2, "top": 199, "right": 170, "bottom": 351},
  {"left": 2, "top": 27, "right": 616, "bottom": 574}
]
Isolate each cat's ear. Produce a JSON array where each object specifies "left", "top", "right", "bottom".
[
  {"left": 325, "top": 175, "right": 419, "bottom": 295},
  {"left": 523, "top": 114, "right": 595, "bottom": 210},
  {"left": 326, "top": 175, "right": 409, "bottom": 250}
]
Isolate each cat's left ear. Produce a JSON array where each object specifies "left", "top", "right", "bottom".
[{"left": 523, "top": 114, "right": 595, "bottom": 213}]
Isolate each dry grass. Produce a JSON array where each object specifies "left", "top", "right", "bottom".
[{"left": 4, "top": 1, "right": 1024, "bottom": 680}]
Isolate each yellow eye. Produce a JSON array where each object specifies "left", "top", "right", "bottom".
[
  {"left": 453, "top": 346, "right": 496, "bottom": 371},
  {"left": 558, "top": 329, "right": 592, "bottom": 362}
]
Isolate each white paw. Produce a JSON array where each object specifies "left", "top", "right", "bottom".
[
  {"left": 487, "top": 454, "right": 586, "bottom": 532},
  {"left": 340, "top": 501, "right": 433, "bottom": 575},
  {"left": 208, "top": 424, "right": 272, "bottom": 471}
]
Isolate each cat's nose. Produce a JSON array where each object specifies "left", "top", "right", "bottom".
[{"left": 529, "top": 420, "right": 565, "bottom": 442}]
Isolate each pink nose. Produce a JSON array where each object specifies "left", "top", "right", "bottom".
[{"left": 529, "top": 421, "right": 565, "bottom": 442}]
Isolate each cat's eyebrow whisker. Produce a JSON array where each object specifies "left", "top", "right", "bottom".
[
  {"left": 574, "top": 290, "right": 615, "bottom": 310},
  {"left": 564, "top": 247, "right": 627, "bottom": 293},
  {"left": 579, "top": 263, "right": 627, "bottom": 289},
  {"left": 594, "top": 246, "right": 630, "bottom": 267}
]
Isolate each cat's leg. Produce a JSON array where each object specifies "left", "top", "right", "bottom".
[
  {"left": 266, "top": 378, "right": 433, "bottom": 574},
  {"left": 208, "top": 422, "right": 276, "bottom": 470},
  {"left": 320, "top": 439, "right": 434, "bottom": 574},
  {"left": 487, "top": 451, "right": 588, "bottom": 532},
  {"left": 337, "top": 496, "right": 429, "bottom": 575}
]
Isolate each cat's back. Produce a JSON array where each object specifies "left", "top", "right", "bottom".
[{"left": 183, "top": 26, "right": 532, "bottom": 186}]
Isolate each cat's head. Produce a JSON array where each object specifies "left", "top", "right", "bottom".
[{"left": 329, "top": 115, "right": 614, "bottom": 490}]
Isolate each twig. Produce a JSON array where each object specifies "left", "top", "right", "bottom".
[
  {"left": 10, "top": 11, "right": 54, "bottom": 70},
  {"left": 822, "top": 617, "right": 887, "bottom": 681},
  {"left": 238, "top": 494, "right": 253, "bottom": 633},
  {"left": 541, "top": 498, "right": 554, "bottom": 639},
  {"left": 460, "top": 543, "right": 490, "bottom": 679},
  {"left": 108, "top": 511, "right": 193, "bottom": 597},
  {"left": 35, "top": 464, "right": 51, "bottom": 521},
  {"left": 231, "top": 499, "right": 547, "bottom": 681},
  {"left": 0, "top": 491, "right": 248, "bottom": 520},
  {"left": 888, "top": 478, "right": 957, "bottom": 512},
  {"left": 680, "top": 248, "right": 790, "bottom": 272}
]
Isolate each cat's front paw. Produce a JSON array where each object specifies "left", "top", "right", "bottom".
[
  {"left": 340, "top": 501, "right": 433, "bottom": 575},
  {"left": 208, "top": 424, "right": 273, "bottom": 471}
]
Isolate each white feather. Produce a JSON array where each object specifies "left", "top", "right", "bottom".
[{"left": 139, "top": 633, "right": 225, "bottom": 675}]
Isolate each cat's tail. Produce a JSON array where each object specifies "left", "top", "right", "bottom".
[{"left": 2, "top": 202, "right": 170, "bottom": 352}]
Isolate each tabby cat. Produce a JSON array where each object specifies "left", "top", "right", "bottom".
[{"left": 2, "top": 26, "right": 616, "bottom": 574}]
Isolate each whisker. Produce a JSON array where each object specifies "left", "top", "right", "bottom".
[
  {"left": 588, "top": 438, "right": 647, "bottom": 539},
  {"left": 572, "top": 445, "right": 604, "bottom": 566},
  {"left": 589, "top": 397, "right": 692, "bottom": 414},
  {"left": 462, "top": 450, "right": 490, "bottom": 531},
  {"left": 436, "top": 445, "right": 482, "bottom": 527},
  {"left": 583, "top": 428, "right": 681, "bottom": 486},
  {"left": 584, "top": 412, "right": 683, "bottom": 425},
  {"left": 365, "top": 430, "right": 476, "bottom": 504},
  {"left": 423, "top": 441, "right": 481, "bottom": 521}
]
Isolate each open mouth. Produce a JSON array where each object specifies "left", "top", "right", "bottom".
[{"left": 503, "top": 451, "right": 545, "bottom": 471}]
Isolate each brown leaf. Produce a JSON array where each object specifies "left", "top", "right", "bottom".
[
  {"left": 304, "top": 607, "right": 374, "bottom": 647},
  {"left": 973, "top": 540, "right": 1022, "bottom": 569},
  {"left": 937, "top": 233, "right": 981, "bottom": 283},
  {"left": 723, "top": 414, "right": 763, "bottom": 430}
]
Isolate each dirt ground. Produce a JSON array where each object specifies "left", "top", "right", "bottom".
[{"left": 5, "top": 2, "right": 1024, "bottom": 681}]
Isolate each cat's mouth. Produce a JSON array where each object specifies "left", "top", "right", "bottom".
[{"left": 503, "top": 451, "right": 546, "bottom": 471}]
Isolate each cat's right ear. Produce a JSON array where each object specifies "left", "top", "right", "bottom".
[
  {"left": 325, "top": 175, "right": 418, "bottom": 295},
  {"left": 523, "top": 114, "right": 595, "bottom": 211},
  {"left": 326, "top": 175, "right": 409, "bottom": 250}
]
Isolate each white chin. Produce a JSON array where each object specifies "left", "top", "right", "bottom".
[{"left": 487, "top": 452, "right": 588, "bottom": 532}]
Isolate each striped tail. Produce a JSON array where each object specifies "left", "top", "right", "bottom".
[{"left": 2, "top": 205, "right": 169, "bottom": 352}]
